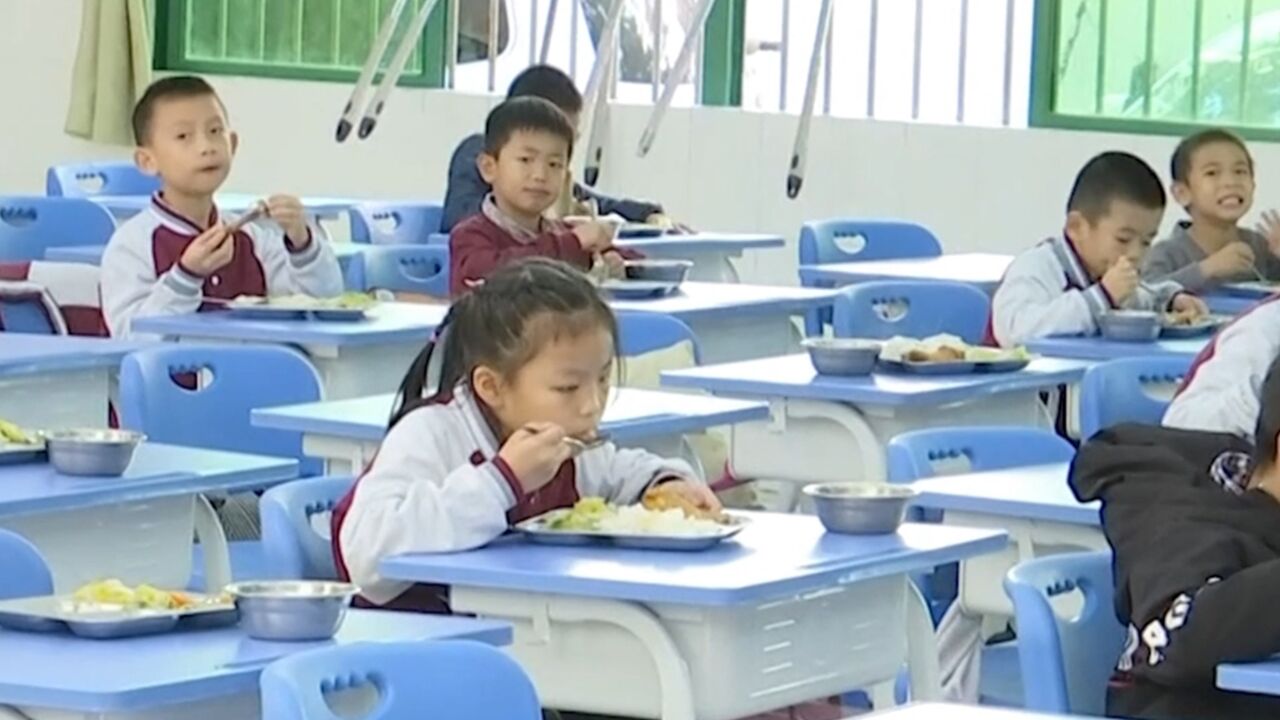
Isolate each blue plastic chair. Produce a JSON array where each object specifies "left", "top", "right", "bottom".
[
  {"left": 260, "top": 641, "right": 542, "bottom": 720},
  {"left": 1005, "top": 551, "right": 1125, "bottom": 715},
  {"left": 616, "top": 311, "right": 703, "bottom": 364},
  {"left": 0, "top": 529, "right": 53, "bottom": 600},
  {"left": 349, "top": 202, "right": 444, "bottom": 245},
  {"left": 45, "top": 162, "right": 160, "bottom": 198},
  {"left": 0, "top": 197, "right": 116, "bottom": 261},
  {"left": 1079, "top": 356, "right": 1193, "bottom": 440},
  {"left": 260, "top": 476, "right": 355, "bottom": 580},
  {"left": 887, "top": 426, "right": 1076, "bottom": 484},
  {"left": 832, "top": 281, "right": 990, "bottom": 343},
  {"left": 362, "top": 245, "right": 449, "bottom": 297},
  {"left": 118, "top": 346, "right": 323, "bottom": 476}
]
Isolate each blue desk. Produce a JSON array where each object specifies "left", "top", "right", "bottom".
[
  {"left": 1219, "top": 658, "right": 1280, "bottom": 697},
  {"left": 0, "top": 609, "right": 510, "bottom": 718},
  {"left": 1203, "top": 292, "right": 1261, "bottom": 316},
  {"left": 661, "top": 355, "right": 1090, "bottom": 490},
  {"left": 1026, "top": 335, "right": 1209, "bottom": 360},
  {"left": 615, "top": 232, "right": 785, "bottom": 282},
  {"left": 88, "top": 193, "right": 359, "bottom": 220},
  {"left": 251, "top": 387, "right": 768, "bottom": 474},
  {"left": 0, "top": 444, "right": 297, "bottom": 595},
  {"left": 381, "top": 512, "right": 1006, "bottom": 718},
  {"left": 44, "top": 244, "right": 370, "bottom": 292},
  {"left": 0, "top": 335, "right": 154, "bottom": 429},
  {"left": 132, "top": 302, "right": 447, "bottom": 400},
  {"left": 799, "top": 253, "right": 1014, "bottom": 294},
  {"left": 908, "top": 463, "right": 1105, "bottom": 623}
]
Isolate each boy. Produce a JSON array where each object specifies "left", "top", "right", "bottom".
[
  {"left": 1070, "top": 353, "right": 1280, "bottom": 720},
  {"left": 1142, "top": 129, "right": 1280, "bottom": 292},
  {"left": 989, "top": 151, "right": 1206, "bottom": 348},
  {"left": 441, "top": 64, "right": 666, "bottom": 232},
  {"left": 449, "top": 96, "right": 637, "bottom": 296},
  {"left": 101, "top": 76, "right": 342, "bottom": 339}
]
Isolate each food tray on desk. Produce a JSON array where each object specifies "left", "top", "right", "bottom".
[
  {"left": 0, "top": 593, "right": 238, "bottom": 639},
  {"left": 0, "top": 438, "right": 46, "bottom": 465},
  {"left": 1160, "top": 315, "right": 1226, "bottom": 339},
  {"left": 514, "top": 512, "right": 747, "bottom": 551},
  {"left": 225, "top": 304, "right": 369, "bottom": 322},
  {"left": 877, "top": 358, "right": 1030, "bottom": 375},
  {"left": 598, "top": 279, "right": 682, "bottom": 300}
]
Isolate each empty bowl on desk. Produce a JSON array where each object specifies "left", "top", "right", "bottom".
[
  {"left": 802, "top": 338, "right": 882, "bottom": 376},
  {"left": 803, "top": 482, "right": 917, "bottom": 534},
  {"left": 1099, "top": 310, "right": 1160, "bottom": 342},
  {"left": 227, "top": 581, "right": 357, "bottom": 641},
  {"left": 43, "top": 429, "right": 144, "bottom": 476},
  {"left": 622, "top": 259, "right": 693, "bottom": 284}
]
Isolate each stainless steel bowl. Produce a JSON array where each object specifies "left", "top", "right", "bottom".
[
  {"left": 43, "top": 429, "right": 144, "bottom": 476},
  {"left": 1099, "top": 310, "right": 1160, "bottom": 342},
  {"left": 802, "top": 338, "right": 882, "bottom": 376},
  {"left": 622, "top": 259, "right": 694, "bottom": 284},
  {"left": 226, "top": 581, "right": 357, "bottom": 641},
  {"left": 803, "top": 482, "right": 917, "bottom": 534}
]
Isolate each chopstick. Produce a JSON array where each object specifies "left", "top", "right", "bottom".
[{"left": 226, "top": 201, "right": 269, "bottom": 233}]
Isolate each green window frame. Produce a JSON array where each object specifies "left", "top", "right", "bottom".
[
  {"left": 1031, "top": 0, "right": 1280, "bottom": 140},
  {"left": 154, "top": 0, "right": 741, "bottom": 105}
]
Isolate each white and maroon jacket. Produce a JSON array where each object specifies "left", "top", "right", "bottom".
[
  {"left": 99, "top": 194, "right": 343, "bottom": 338},
  {"left": 0, "top": 261, "right": 106, "bottom": 336},
  {"left": 1164, "top": 296, "right": 1280, "bottom": 441},
  {"left": 334, "top": 382, "right": 700, "bottom": 607},
  {"left": 989, "top": 235, "right": 1184, "bottom": 347}
]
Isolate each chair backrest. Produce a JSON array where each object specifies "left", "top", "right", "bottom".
[
  {"left": 799, "top": 219, "right": 942, "bottom": 267},
  {"left": 46, "top": 161, "right": 160, "bottom": 198},
  {"left": 0, "top": 261, "right": 107, "bottom": 336},
  {"left": 362, "top": 245, "right": 449, "bottom": 297},
  {"left": 0, "top": 197, "right": 116, "bottom": 262},
  {"left": 0, "top": 529, "right": 53, "bottom": 600},
  {"left": 832, "top": 280, "right": 990, "bottom": 343},
  {"left": 261, "top": 476, "right": 355, "bottom": 580},
  {"left": 1004, "top": 551, "right": 1125, "bottom": 715},
  {"left": 349, "top": 202, "right": 444, "bottom": 245},
  {"left": 118, "top": 346, "right": 323, "bottom": 475},
  {"left": 1079, "top": 356, "right": 1193, "bottom": 440},
  {"left": 260, "top": 640, "right": 542, "bottom": 720},
  {"left": 887, "top": 426, "right": 1076, "bottom": 483}
]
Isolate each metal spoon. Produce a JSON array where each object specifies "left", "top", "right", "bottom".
[{"left": 564, "top": 432, "right": 611, "bottom": 454}]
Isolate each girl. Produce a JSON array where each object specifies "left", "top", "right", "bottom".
[{"left": 332, "top": 258, "right": 718, "bottom": 610}]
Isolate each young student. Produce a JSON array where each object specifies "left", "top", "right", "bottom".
[
  {"left": 1163, "top": 295, "right": 1280, "bottom": 440},
  {"left": 101, "top": 76, "right": 342, "bottom": 339},
  {"left": 448, "top": 96, "right": 639, "bottom": 295},
  {"left": 1070, "top": 353, "right": 1280, "bottom": 720},
  {"left": 1142, "top": 129, "right": 1280, "bottom": 292},
  {"left": 332, "top": 258, "right": 717, "bottom": 610},
  {"left": 989, "top": 151, "right": 1207, "bottom": 348},
  {"left": 441, "top": 64, "right": 665, "bottom": 232}
]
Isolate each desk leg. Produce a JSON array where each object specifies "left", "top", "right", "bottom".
[
  {"left": 193, "top": 495, "right": 231, "bottom": 592},
  {"left": 905, "top": 580, "right": 942, "bottom": 702},
  {"left": 730, "top": 398, "right": 886, "bottom": 486}
]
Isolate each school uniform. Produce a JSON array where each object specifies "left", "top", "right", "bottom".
[
  {"left": 1071, "top": 424, "right": 1280, "bottom": 720},
  {"left": 331, "top": 382, "right": 699, "bottom": 609},
  {"left": 1141, "top": 221, "right": 1280, "bottom": 293},
  {"left": 100, "top": 193, "right": 343, "bottom": 338},
  {"left": 988, "top": 235, "right": 1184, "bottom": 347},
  {"left": 448, "top": 195, "right": 640, "bottom": 296},
  {"left": 441, "top": 133, "right": 663, "bottom": 232},
  {"left": 1164, "top": 296, "right": 1280, "bottom": 441}
]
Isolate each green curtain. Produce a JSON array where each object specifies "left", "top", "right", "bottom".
[{"left": 65, "top": 0, "right": 153, "bottom": 146}]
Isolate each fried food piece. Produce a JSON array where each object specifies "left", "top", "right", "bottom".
[{"left": 642, "top": 485, "right": 726, "bottom": 523}]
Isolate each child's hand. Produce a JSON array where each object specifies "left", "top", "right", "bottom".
[
  {"left": 1101, "top": 256, "right": 1139, "bottom": 304},
  {"left": 601, "top": 250, "right": 626, "bottom": 274},
  {"left": 1201, "top": 241, "right": 1257, "bottom": 279},
  {"left": 1258, "top": 209, "right": 1280, "bottom": 257},
  {"left": 498, "top": 422, "right": 573, "bottom": 495},
  {"left": 571, "top": 221, "right": 615, "bottom": 254},
  {"left": 651, "top": 480, "right": 723, "bottom": 516},
  {"left": 179, "top": 223, "right": 234, "bottom": 277},
  {"left": 265, "top": 195, "right": 311, "bottom": 247},
  {"left": 1170, "top": 293, "right": 1209, "bottom": 320}
]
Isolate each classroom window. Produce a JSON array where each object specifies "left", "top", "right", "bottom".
[{"left": 1031, "top": 0, "right": 1280, "bottom": 138}]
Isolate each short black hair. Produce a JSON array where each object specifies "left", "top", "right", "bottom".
[
  {"left": 1170, "top": 128, "right": 1253, "bottom": 184},
  {"left": 483, "top": 96, "right": 575, "bottom": 157},
  {"left": 1254, "top": 353, "right": 1280, "bottom": 473},
  {"left": 132, "top": 75, "right": 225, "bottom": 145},
  {"left": 507, "top": 65, "right": 584, "bottom": 116},
  {"left": 1066, "top": 151, "right": 1166, "bottom": 221}
]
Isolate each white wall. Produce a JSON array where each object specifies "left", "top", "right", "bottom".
[{"left": 4, "top": 2, "right": 1277, "bottom": 286}]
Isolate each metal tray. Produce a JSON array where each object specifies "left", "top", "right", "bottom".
[
  {"left": 514, "top": 512, "right": 747, "bottom": 551},
  {"left": 0, "top": 593, "right": 238, "bottom": 639},
  {"left": 971, "top": 358, "right": 1032, "bottom": 373},
  {"left": 617, "top": 223, "right": 668, "bottom": 238},
  {"left": 0, "top": 438, "right": 45, "bottom": 465},
  {"left": 1160, "top": 316, "right": 1226, "bottom": 339},
  {"left": 877, "top": 359, "right": 977, "bottom": 375},
  {"left": 598, "top": 279, "right": 682, "bottom": 300},
  {"left": 225, "top": 304, "right": 369, "bottom": 322}
]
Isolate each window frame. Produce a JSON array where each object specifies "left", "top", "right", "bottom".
[
  {"left": 1029, "top": 0, "right": 1280, "bottom": 141},
  {"left": 153, "top": 0, "right": 742, "bottom": 105}
]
